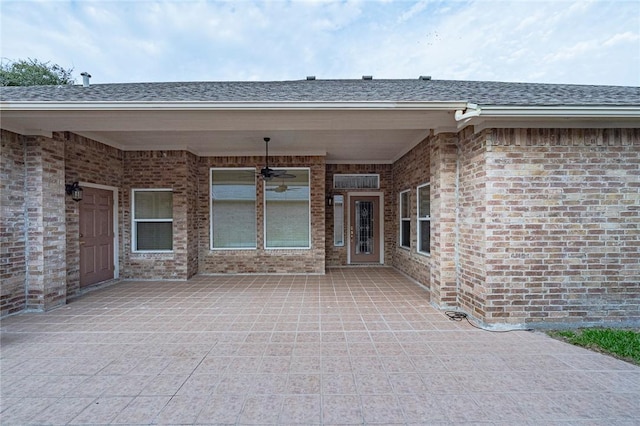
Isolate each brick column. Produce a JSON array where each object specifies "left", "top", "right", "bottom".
[
  {"left": 24, "top": 136, "right": 67, "bottom": 311},
  {"left": 186, "top": 152, "right": 199, "bottom": 278},
  {"left": 1, "top": 130, "right": 27, "bottom": 315},
  {"left": 456, "top": 129, "right": 491, "bottom": 321},
  {"left": 429, "top": 133, "right": 458, "bottom": 308}
]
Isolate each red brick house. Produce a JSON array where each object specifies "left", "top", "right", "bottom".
[{"left": 1, "top": 77, "right": 639, "bottom": 328}]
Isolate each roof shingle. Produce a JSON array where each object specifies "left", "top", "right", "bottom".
[{"left": 1, "top": 79, "right": 638, "bottom": 106}]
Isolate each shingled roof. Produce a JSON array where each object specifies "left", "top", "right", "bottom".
[{"left": 1, "top": 78, "right": 638, "bottom": 106}]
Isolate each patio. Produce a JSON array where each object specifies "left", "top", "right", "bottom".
[{"left": 1, "top": 267, "right": 638, "bottom": 425}]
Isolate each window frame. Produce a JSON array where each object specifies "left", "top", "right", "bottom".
[
  {"left": 210, "top": 167, "right": 257, "bottom": 250},
  {"left": 333, "top": 194, "right": 345, "bottom": 247},
  {"left": 131, "top": 188, "right": 173, "bottom": 253},
  {"left": 417, "top": 183, "right": 431, "bottom": 256},
  {"left": 399, "top": 189, "right": 411, "bottom": 249},
  {"left": 264, "top": 167, "right": 311, "bottom": 250}
]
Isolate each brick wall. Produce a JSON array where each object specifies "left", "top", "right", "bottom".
[
  {"left": 479, "top": 128, "right": 640, "bottom": 326},
  {"left": 123, "top": 150, "right": 195, "bottom": 280},
  {"left": 4, "top": 125, "right": 638, "bottom": 328},
  {"left": 199, "top": 156, "right": 326, "bottom": 274},
  {"left": 325, "top": 164, "right": 393, "bottom": 267},
  {"left": 390, "top": 127, "right": 640, "bottom": 328},
  {"left": 1, "top": 130, "right": 27, "bottom": 315},
  {"left": 391, "top": 137, "right": 432, "bottom": 286},
  {"left": 63, "top": 132, "right": 124, "bottom": 297}
]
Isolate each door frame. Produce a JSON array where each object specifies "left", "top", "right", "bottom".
[
  {"left": 347, "top": 191, "right": 384, "bottom": 265},
  {"left": 79, "top": 182, "right": 119, "bottom": 280}
]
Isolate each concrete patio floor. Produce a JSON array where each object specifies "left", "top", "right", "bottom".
[{"left": 1, "top": 268, "right": 638, "bottom": 425}]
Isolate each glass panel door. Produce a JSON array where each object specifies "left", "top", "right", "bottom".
[
  {"left": 349, "top": 196, "right": 380, "bottom": 263},
  {"left": 355, "top": 200, "right": 373, "bottom": 255}
]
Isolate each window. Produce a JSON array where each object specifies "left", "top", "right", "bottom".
[
  {"left": 333, "top": 195, "right": 344, "bottom": 246},
  {"left": 265, "top": 169, "right": 310, "bottom": 249},
  {"left": 399, "top": 190, "right": 410, "bottom": 249},
  {"left": 417, "top": 183, "right": 430, "bottom": 255},
  {"left": 211, "top": 168, "right": 256, "bottom": 249},
  {"left": 334, "top": 174, "right": 379, "bottom": 189},
  {"left": 132, "top": 189, "right": 173, "bottom": 252}
]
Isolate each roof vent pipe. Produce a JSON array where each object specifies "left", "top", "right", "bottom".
[
  {"left": 80, "top": 72, "right": 91, "bottom": 87},
  {"left": 362, "top": 75, "right": 373, "bottom": 80}
]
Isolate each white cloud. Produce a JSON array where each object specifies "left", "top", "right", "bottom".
[
  {"left": 0, "top": 0, "right": 637, "bottom": 86},
  {"left": 603, "top": 31, "right": 640, "bottom": 47},
  {"left": 397, "top": 0, "right": 432, "bottom": 24}
]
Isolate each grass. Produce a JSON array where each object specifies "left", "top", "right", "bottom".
[{"left": 549, "top": 328, "right": 640, "bottom": 365}]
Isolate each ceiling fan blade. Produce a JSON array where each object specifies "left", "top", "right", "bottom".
[{"left": 271, "top": 170, "right": 296, "bottom": 179}]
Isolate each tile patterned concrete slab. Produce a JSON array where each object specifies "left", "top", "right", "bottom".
[{"left": 1, "top": 268, "right": 638, "bottom": 425}]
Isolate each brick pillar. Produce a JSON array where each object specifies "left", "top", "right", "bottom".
[
  {"left": 186, "top": 152, "right": 199, "bottom": 278},
  {"left": 429, "top": 134, "right": 458, "bottom": 308},
  {"left": 24, "top": 136, "right": 67, "bottom": 311},
  {"left": 456, "top": 129, "right": 491, "bottom": 321},
  {"left": 1, "top": 130, "right": 28, "bottom": 316}
]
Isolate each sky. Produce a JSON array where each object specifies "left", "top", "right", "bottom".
[{"left": 1, "top": 0, "right": 638, "bottom": 86}]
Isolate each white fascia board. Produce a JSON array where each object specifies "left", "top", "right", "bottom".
[
  {"left": 478, "top": 105, "right": 640, "bottom": 118},
  {"left": 455, "top": 104, "right": 640, "bottom": 130},
  {"left": 472, "top": 119, "right": 640, "bottom": 133},
  {"left": 0, "top": 101, "right": 469, "bottom": 112}
]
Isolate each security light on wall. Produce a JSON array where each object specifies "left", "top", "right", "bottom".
[{"left": 65, "top": 182, "right": 83, "bottom": 202}]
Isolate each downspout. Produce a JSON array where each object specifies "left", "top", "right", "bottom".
[
  {"left": 454, "top": 103, "right": 480, "bottom": 298},
  {"left": 23, "top": 135, "right": 29, "bottom": 312},
  {"left": 454, "top": 140, "right": 461, "bottom": 309}
]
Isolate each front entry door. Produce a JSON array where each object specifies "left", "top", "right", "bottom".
[
  {"left": 349, "top": 196, "right": 380, "bottom": 263},
  {"left": 79, "top": 187, "right": 114, "bottom": 287}
]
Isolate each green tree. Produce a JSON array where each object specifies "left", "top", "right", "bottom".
[{"left": 0, "top": 58, "right": 74, "bottom": 86}]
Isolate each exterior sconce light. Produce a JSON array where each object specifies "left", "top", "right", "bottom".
[
  {"left": 65, "top": 182, "right": 83, "bottom": 202},
  {"left": 327, "top": 195, "right": 333, "bottom": 206}
]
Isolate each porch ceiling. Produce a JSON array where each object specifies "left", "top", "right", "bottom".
[{"left": 0, "top": 106, "right": 460, "bottom": 163}]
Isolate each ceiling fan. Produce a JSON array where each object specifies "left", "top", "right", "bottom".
[
  {"left": 266, "top": 183, "right": 300, "bottom": 193},
  {"left": 258, "top": 137, "right": 296, "bottom": 180}
]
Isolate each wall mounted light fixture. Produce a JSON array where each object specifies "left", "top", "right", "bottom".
[
  {"left": 327, "top": 195, "right": 333, "bottom": 206},
  {"left": 65, "top": 182, "right": 83, "bottom": 202}
]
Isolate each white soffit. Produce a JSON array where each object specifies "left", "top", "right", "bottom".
[{"left": 0, "top": 101, "right": 463, "bottom": 163}]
